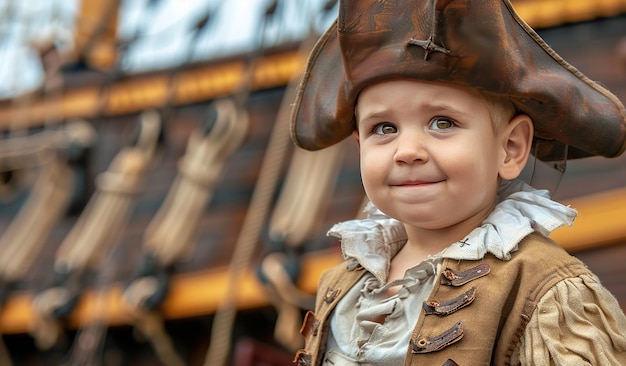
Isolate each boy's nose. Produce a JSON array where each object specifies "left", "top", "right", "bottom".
[{"left": 394, "top": 132, "right": 428, "bottom": 164}]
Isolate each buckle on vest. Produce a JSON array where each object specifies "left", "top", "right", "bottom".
[
  {"left": 423, "top": 286, "right": 476, "bottom": 316},
  {"left": 441, "top": 263, "right": 490, "bottom": 286},
  {"left": 323, "top": 287, "right": 340, "bottom": 303},
  {"left": 412, "top": 321, "right": 464, "bottom": 353}
]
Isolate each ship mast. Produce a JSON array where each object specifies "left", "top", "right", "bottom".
[{"left": 72, "top": 0, "right": 121, "bottom": 70}]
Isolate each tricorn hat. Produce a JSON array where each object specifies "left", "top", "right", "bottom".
[{"left": 290, "top": 0, "right": 626, "bottom": 161}]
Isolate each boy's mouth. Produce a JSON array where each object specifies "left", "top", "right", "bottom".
[{"left": 391, "top": 179, "right": 444, "bottom": 187}]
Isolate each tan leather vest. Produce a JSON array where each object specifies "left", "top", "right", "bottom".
[{"left": 294, "top": 233, "right": 591, "bottom": 366}]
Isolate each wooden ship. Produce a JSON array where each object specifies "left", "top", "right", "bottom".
[{"left": 0, "top": 0, "right": 624, "bottom": 365}]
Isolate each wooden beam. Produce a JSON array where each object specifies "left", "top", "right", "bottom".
[
  {"left": 0, "top": 186, "right": 625, "bottom": 334},
  {"left": 0, "top": 248, "right": 340, "bottom": 334},
  {"left": 514, "top": 0, "right": 626, "bottom": 28},
  {"left": 0, "top": 52, "right": 303, "bottom": 128},
  {"left": 73, "top": 0, "right": 121, "bottom": 70},
  {"left": 551, "top": 187, "right": 626, "bottom": 251}
]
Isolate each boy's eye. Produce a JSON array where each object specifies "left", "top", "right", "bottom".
[
  {"left": 373, "top": 123, "right": 397, "bottom": 135},
  {"left": 429, "top": 118, "right": 455, "bottom": 130}
]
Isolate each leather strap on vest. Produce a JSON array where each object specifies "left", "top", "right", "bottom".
[
  {"left": 295, "top": 233, "right": 592, "bottom": 366},
  {"left": 294, "top": 258, "right": 366, "bottom": 366},
  {"left": 405, "top": 233, "right": 591, "bottom": 365}
]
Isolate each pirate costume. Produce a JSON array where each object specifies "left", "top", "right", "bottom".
[{"left": 290, "top": 0, "right": 626, "bottom": 365}]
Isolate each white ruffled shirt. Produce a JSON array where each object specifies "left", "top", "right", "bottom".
[{"left": 322, "top": 179, "right": 626, "bottom": 365}]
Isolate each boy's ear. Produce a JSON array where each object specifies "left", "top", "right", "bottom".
[{"left": 499, "top": 114, "right": 533, "bottom": 180}]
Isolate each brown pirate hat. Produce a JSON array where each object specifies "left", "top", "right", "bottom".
[{"left": 290, "top": 0, "right": 626, "bottom": 161}]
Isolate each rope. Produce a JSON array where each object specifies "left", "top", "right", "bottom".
[
  {"left": 63, "top": 272, "right": 112, "bottom": 366},
  {"left": 30, "top": 110, "right": 161, "bottom": 349},
  {"left": 201, "top": 3, "right": 280, "bottom": 364},
  {"left": 201, "top": 40, "right": 310, "bottom": 366},
  {"left": 0, "top": 121, "right": 96, "bottom": 361},
  {"left": 142, "top": 98, "right": 248, "bottom": 266},
  {"left": 123, "top": 278, "right": 186, "bottom": 366},
  {"left": 203, "top": 87, "right": 290, "bottom": 366},
  {"left": 61, "top": 223, "right": 138, "bottom": 366},
  {"left": 30, "top": 287, "right": 72, "bottom": 350},
  {"left": 260, "top": 253, "right": 315, "bottom": 351},
  {"left": 0, "top": 119, "right": 95, "bottom": 172},
  {"left": 133, "top": 312, "right": 186, "bottom": 366},
  {"left": 204, "top": 2, "right": 341, "bottom": 363},
  {"left": 53, "top": 111, "right": 159, "bottom": 273},
  {"left": 269, "top": 141, "right": 345, "bottom": 247},
  {"left": 0, "top": 157, "right": 71, "bottom": 280},
  {"left": 248, "top": 2, "right": 344, "bottom": 350},
  {"left": 0, "top": 121, "right": 96, "bottom": 282},
  {"left": 119, "top": 98, "right": 248, "bottom": 366},
  {"left": 54, "top": 150, "right": 146, "bottom": 270},
  {"left": 259, "top": 141, "right": 345, "bottom": 352}
]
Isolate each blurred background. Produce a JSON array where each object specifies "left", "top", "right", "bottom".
[{"left": 0, "top": 0, "right": 623, "bottom": 365}]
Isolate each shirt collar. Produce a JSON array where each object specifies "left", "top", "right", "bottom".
[{"left": 327, "top": 179, "right": 577, "bottom": 283}]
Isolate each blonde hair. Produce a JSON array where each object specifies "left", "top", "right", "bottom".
[
  {"left": 478, "top": 91, "right": 518, "bottom": 132},
  {"left": 452, "top": 83, "right": 518, "bottom": 132}
]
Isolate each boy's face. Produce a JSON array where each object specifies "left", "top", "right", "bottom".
[{"left": 354, "top": 79, "right": 512, "bottom": 233}]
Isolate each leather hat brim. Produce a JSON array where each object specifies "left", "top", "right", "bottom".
[{"left": 290, "top": 0, "right": 626, "bottom": 161}]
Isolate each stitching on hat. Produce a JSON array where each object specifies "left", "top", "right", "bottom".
[
  {"left": 408, "top": 35, "right": 450, "bottom": 61},
  {"left": 406, "top": 2, "right": 450, "bottom": 60}
]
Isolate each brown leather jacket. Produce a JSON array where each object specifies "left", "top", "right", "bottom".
[{"left": 294, "top": 233, "right": 591, "bottom": 366}]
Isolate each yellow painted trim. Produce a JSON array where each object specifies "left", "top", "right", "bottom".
[
  {"left": 1, "top": 187, "right": 625, "bottom": 334},
  {"left": 0, "top": 52, "right": 304, "bottom": 127},
  {"left": 551, "top": 187, "right": 626, "bottom": 251},
  {"left": 0, "top": 249, "right": 341, "bottom": 334},
  {"left": 515, "top": 0, "right": 626, "bottom": 29}
]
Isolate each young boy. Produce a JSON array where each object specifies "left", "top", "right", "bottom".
[{"left": 290, "top": 0, "right": 626, "bottom": 365}]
